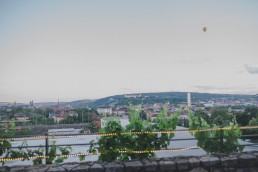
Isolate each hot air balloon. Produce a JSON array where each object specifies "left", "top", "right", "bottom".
[{"left": 203, "top": 27, "right": 207, "bottom": 32}]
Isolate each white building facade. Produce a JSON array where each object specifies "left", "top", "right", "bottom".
[{"left": 97, "top": 107, "right": 112, "bottom": 115}]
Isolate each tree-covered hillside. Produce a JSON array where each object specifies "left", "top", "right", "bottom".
[{"left": 86, "top": 92, "right": 255, "bottom": 108}]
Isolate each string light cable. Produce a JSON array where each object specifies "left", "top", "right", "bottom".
[
  {"left": 0, "top": 146, "right": 201, "bottom": 162},
  {"left": 1, "top": 126, "right": 258, "bottom": 141}
]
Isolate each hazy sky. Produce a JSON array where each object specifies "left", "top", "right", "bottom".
[{"left": 1, "top": 0, "right": 258, "bottom": 103}]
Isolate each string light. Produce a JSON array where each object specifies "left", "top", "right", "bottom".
[
  {"left": 0, "top": 126, "right": 258, "bottom": 141},
  {"left": 1, "top": 125, "right": 257, "bottom": 162},
  {"left": 1, "top": 126, "right": 258, "bottom": 141},
  {"left": 0, "top": 146, "right": 200, "bottom": 162}
]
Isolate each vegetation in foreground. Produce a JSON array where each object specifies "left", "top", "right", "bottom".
[
  {"left": 1, "top": 106, "right": 258, "bottom": 164},
  {"left": 88, "top": 105, "right": 179, "bottom": 162}
]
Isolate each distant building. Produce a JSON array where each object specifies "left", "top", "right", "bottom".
[
  {"left": 97, "top": 107, "right": 112, "bottom": 115},
  {"left": 29, "top": 100, "right": 34, "bottom": 108},
  {"left": 48, "top": 112, "right": 56, "bottom": 119},
  {"left": 113, "top": 110, "right": 126, "bottom": 116},
  {"left": 149, "top": 111, "right": 160, "bottom": 122},
  {"left": 101, "top": 117, "right": 129, "bottom": 128},
  {"left": 204, "top": 101, "right": 214, "bottom": 108},
  {"left": 14, "top": 113, "right": 30, "bottom": 122},
  {"left": 49, "top": 112, "right": 66, "bottom": 123},
  {"left": 52, "top": 114, "right": 65, "bottom": 123},
  {"left": 48, "top": 128, "right": 81, "bottom": 135},
  {"left": 67, "top": 111, "right": 78, "bottom": 117},
  {"left": 124, "top": 94, "right": 141, "bottom": 98}
]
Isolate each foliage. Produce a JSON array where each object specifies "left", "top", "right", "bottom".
[
  {"left": 194, "top": 110, "right": 210, "bottom": 125},
  {"left": 139, "top": 110, "right": 147, "bottom": 120},
  {"left": 0, "top": 119, "right": 15, "bottom": 164},
  {"left": 5, "top": 141, "right": 44, "bottom": 165},
  {"left": 3, "top": 140, "right": 72, "bottom": 165},
  {"left": 210, "top": 108, "right": 232, "bottom": 127},
  {"left": 235, "top": 106, "right": 258, "bottom": 126},
  {"left": 246, "top": 117, "right": 258, "bottom": 142},
  {"left": 29, "top": 114, "right": 50, "bottom": 125},
  {"left": 89, "top": 105, "right": 179, "bottom": 162},
  {"left": 0, "top": 118, "right": 72, "bottom": 165},
  {"left": 87, "top": 92, "right": 253, "bottom": 108},
  {"left": 89, "top": 122, "right": 99, "bottom": 133},
  {"left": 59, "top": 109, "right": 96, "bottom": 124},
  {"left": 46, "top": 141, "right": 72, "bottom": 164},
  {"left": 14, "top": 128, "right": 35, "bottom": 136},
  {"left": 0, "top": 107, "right": 96, "bottom": 126},
  {"left": 188, "top": 109, "right": 243, "bottom": 154}
]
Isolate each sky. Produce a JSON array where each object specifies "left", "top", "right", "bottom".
[{"left": 1, "top": 0, "right": 258, "bottom": 103}]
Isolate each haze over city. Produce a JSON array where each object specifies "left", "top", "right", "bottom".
[{"left": 1, "top": 0, "right": 258, "bottom": 103}]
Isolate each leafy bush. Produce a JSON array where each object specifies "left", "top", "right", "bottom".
[
  {"left": 188, "top": 109, "right": 243, "bottom": 154},
  {"left": 0, "top": 119, "right": 15, "bottom": 164},
  {"left": 89, "top": 105, "right": 179, "bottom": 162},
  {"left": 246, "top": 117, "right": 258, "bottom": 142},
  {"left": 1, "top": 119, "right": 72, "bottom": 165},
  {"left": 5, "top": 140, "right": 72, "bottom": 165}
]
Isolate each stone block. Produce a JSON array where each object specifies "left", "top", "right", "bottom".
[
  {"left": 70, "top": 163, "right": 91, "bottom": 172},
  {"left": 9, "top": 166, "right": 23, "bottom": 172},
  {"left": 159, "top": 160, "right": 176, "bottom": 172},
  {"left": 105, "top": 162, "right": 124, "bottom": 172},
  {"left": 175, "top": 158, "right": 189, "bottom": 171},
  {"left": 0, "top": 166, "right": 10, "bottom": 172},
  {"left": 189, "top": 157, "right": 200, "bottom": 168},
  {"left": 220, "top": 155, "right": 238, "bottom": 167},
  {"left": 252, "top": 151, "right": 258, "bottom": 157},
  {"left": 47, "top": 166, "right": 66, "bottom": 172},
  {"left": 189, "top": 167, "right": 208, "bottom": 172},
  {"left": 33, "top": 165, "right": 50, "bottom": 172},
  {"left": 252, "top": 151, "right": 258, "bottom": 165},
  {"left": 142, "top": 160, "right": 158, "bottom": 172},
  {"left": 221, "top": 167, "right": 236, "bottom": 172},
  {"left": 200, "top": 156, "right": 220, "bottom": 167},
  {"left": 90, "top": 163, "right": 104, "bottom": 172},
  {"left": 62, "top": 162, "right": 79, "bottom": 171},
  {"left": 10, "top": 166, "right": 34, "bottom": 172},
  {"left": 238, "top": 153, "right": 257, "bottom": 167},
  {"left": 236, "top": 168, "right": 258, "bottom": 172},
  {"left": 123, "top": 160, "right": 143, "bottom": 172}
]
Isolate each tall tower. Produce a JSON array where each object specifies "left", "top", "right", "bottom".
[
  {"left": 57, "top": 99, "right": 60, "bottom": 111},
  {"left": 187, "top": 92, "right": 191, "bottom": 107}
]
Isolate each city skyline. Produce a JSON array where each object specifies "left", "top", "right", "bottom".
[{"left": 1, "top": 0, "right": 258, "bottom": 103}]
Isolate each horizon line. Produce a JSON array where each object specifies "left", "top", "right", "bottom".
[{"left": 1, "top": 90, "right": 257, "bottom": 104}]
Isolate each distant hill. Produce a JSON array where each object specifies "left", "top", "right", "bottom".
[
  {"left": 64, "top": 99, "right": 95, "bottom": 108},
  {"left": 13, "top": 92, "right": 257, "bottom": 109},
  {"left": 85, "top": 92, "right": 256, "bottom": 108}
]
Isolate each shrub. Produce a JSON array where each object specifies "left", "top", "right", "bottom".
[{"left": 89, "top": 105, "right": 179, "bottom": 161}]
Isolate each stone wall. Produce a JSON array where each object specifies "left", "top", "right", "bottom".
[{"left": 1, "top": 151, "right": 258, "bottom": 172}]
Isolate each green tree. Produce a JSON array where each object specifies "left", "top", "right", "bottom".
[
  {"left": 236, "top": 106, "right": 258, "bottom": 126},
  {"left": 194, "top": 110, "right": 210, "bottom": 125},
  {"left": 188, "top": 109, "right": 242, "bottom": 154},
  {"left": 89, "top": 122, "right": 99, "bottom": 133},
  {"left": 210, "top": 108, "right": 232, "bottom": 127},
  {"left": 59, "top": 116, "right": 77, "bottom": 124},
  {"left": 29, "top": 115, "right": 48, "bottom": 125},
  {"left": 139, "top": 110, "right": 147, "bottom": 120},
  {"left": 246, "top": 117, "right": 258, "bottom": 142}
]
